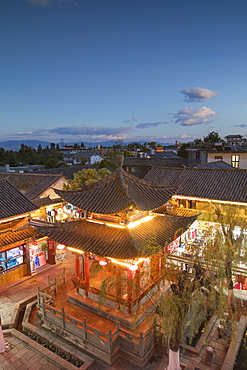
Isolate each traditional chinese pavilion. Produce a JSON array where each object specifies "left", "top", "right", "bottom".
[{"left": 31, "top": 155, "right": 197, "bottom": 327}]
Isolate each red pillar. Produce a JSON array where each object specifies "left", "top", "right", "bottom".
[
  {"left": 116, "top": 266, "right": 121, "bottom": 308},
  {"left": 47, "top": 239, "right": 56, "bottom": 265},
  {"left": 127, "top": 269, "right": 133, "bottom": 315},
  {"left": 84, "top": 255, "right": 90, "bottom": 297},
  {"left": 74, "top": 254, "right": 81, "bottom": 280}
]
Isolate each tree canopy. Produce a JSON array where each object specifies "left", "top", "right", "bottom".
[
  {"left": 0, "top": 144, "right": 63, "bottom": 168},
  {"left": 63, "top": 167, "right": 112, "bottom": 189}
]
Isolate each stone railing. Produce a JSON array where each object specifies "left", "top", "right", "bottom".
[{"left": 37, "top": 287, "right": 157, "bottom": 366}]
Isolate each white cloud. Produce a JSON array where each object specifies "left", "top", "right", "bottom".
[
  {"left": 174, "top": 106, "right": 218, "bottom": 126},
  {"left": 180, "top": 87, "right": 219, "bottom": 102},
  {"left": 91, "top": 134, "right": 128, "bottom": 141},
  {"left": 179, "top": 134, "right": 197, "bottom": 140}
]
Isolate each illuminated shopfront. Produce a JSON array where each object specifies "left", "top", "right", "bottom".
[
  {"left": 29, "top": 240, "right": 47, "bottom": 273},
  {"left": 0, "top": 246, "right": 25, "bottom": 272}
]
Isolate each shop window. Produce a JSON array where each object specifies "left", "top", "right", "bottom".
[
  {"left": 231, "top": 155, "right": 240, "bottom": 168},
  {"left": 29, "top": 242, "right": 47, "bottom": 272},
  {"left": 188, "top": 200, "right": 196, "bottom": 209},
  {"left": 179, "top": 199, "right": 187, "bottom": 208},
  {"left": 0, "top": 246, "right": 24, "bottom": 273}
]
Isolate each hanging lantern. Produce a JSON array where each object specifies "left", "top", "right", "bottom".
[
  {"left": 129, "top": 264, "right": 138, "bottom": 272},
  {"left": 57, "top": 244, "right": 65, "bottom": 250},
  {"left": 99, "top": 260, "right": 107, "bottom": 266}
]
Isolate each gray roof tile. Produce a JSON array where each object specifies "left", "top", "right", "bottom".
[
  {"left": 31, "top": 214, "right": 197, "bottom": 259},
  {"left": 54, "top": 168, "right": 177, "bottom": 214},
  {"left": 144, "top": 167, "right": 247, "bottom": 203},
  {"left": 0, "top": 179, "right": 38, "bottom": 220}
]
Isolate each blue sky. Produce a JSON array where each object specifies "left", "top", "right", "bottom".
[{"left": 1, "top": 0, "right": 247, "bottom": 145}]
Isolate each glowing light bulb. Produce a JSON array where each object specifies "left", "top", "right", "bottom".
[{"left": 99, "top": 260, "right": 107, "bottom": 266}]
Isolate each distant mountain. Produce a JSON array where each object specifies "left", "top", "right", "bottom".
[
  {"left": 0, "top": 140, "right": 52, "bottom": 151},
  {"left": 0, "top": 139, "right": 175, "bottom": 151}
]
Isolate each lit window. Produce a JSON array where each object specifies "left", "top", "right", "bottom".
[
  {"left": 231, "top": 155, "right": 240, "bottom": 168},
  {"left": 188, "top": 200, "right": 196, "bottom": 209},
  {"left": 179, "top": 199, "right": 187, "bottom": 208}
]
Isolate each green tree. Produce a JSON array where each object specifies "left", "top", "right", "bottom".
[
  {"left": 55, "top": 161, "right": 69, "bottom": 168},
  {"left": 6, "top": 150, "right": 18, "bottom": 166},
  {"left": 177, "top": 143, "right": 191, "bottom": 158},
  {"left": 157, "top": 265, "right": 214, "bottom": 369},
  {"left": 126, "top": 142, "right": 142, "bottom": 151},
  {"left": 63, "top": 167, "right": 111, "bottom": 189},
  {"left": 148, "top": 141, "right": 157, "bottom": 149},
  {"left": 0, "top": 148, "right": 6, "bottom": 166},
  {"left": 203, "top": 131, "right": 224, "bottom": 143},
  {"left": 202, "top": 204, "right": 247, "bottom": 310},
  {"left": 99, "top": 158, "right": 117, "bottom": 170}
]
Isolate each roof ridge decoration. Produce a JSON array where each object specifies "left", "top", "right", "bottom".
[{"left": 116, "top": 154, "right": 133, "bottom": 203}]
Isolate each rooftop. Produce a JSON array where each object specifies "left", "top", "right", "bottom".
[
  {"left": 144, "top": 166, "right": 247, "bottom": 203},
  {"left": 54, "top": 156, "right": 178, "bottom": 214},
  {"left": 30, "top": 213, "right": 197, "bottom": 259},
  {"left": 0, "top": 179, "right": 37, "bottom": 220},
  {"left": 0, "top": 172, "right": 64, "bottom": 199}
]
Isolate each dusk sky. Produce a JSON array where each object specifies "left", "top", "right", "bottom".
[{"left": 1, "top": 0, "right": 247, "bottom": 145}]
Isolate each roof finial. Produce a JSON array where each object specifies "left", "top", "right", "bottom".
[{"left": 116, "top": 154, "right": 124, "bottom": 169}]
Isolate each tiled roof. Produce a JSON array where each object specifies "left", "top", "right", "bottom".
[
  {"left": 122, "top": 157, "right": 185, "bottom": 167},
  {"left": 0, "top": 179, "right": 38, "bottom": 220},
  {"left": 154, "top": 150, "right": 181, "bottom": 159},
  {"left": 31, "top": 196, "right": 62, "bottom": 208},
  {"left": 196, "top": 161, "right": 234, "bottom": 169},
  {"left": 24, "top": 174, "right": 65, "bottom": 200},
  {"left": 144, "top": 167, "right": 247, "bottom": 203},
  {"left": 54, "top": 168, "right": 177, "bottom": 214},
  {"left": 30, "top": 214, "right": 197, "bottom": 259},
  {"left": 0, "top": 226, "right": 40, "bottom": 250},
  {"left": 0, "top": 218, "right": 26, "bottom": 232},
  {"left": 36, "top": 165, "right": 100, "bottom": 179},
  {"left": 0, "top": 173, "right": 64, "bottom": 198}
]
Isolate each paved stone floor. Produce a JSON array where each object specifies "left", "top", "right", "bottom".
[
  {"left": 0, "top": 252, "right": 75, "bottom": 324},
  {"left": 0, "top": 333, "right": 60, "bottom": 370}
]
